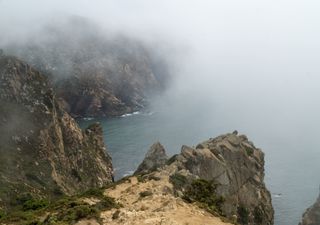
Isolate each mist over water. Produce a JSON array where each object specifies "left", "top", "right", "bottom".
[{"left": 2, "top": 0, "right": 320, "bottom": 224}]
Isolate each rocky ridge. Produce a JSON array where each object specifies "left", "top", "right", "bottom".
[
  {"left": 106, "top": 131, "right": 274, "bottom": 225},
  {"left": 0, "top": 55, "right": 113, "bottom": 207}
]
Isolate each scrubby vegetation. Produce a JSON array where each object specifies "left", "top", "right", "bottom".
[
  {"left": 139, "top": 190, "right": 153, "bottom": 198},
  {"left": 237, "top": 205, "right": 249, "bottom": 225},
  {"left": 0, "top": 188, "right": 120, "bottom": 225},
  {"left": 245, "top": 147, "right": 254, "bottom": 157},
  {"left": 253, "top": 206, "right": 264, "bottom": 224},
  {"left": 169, "top": 174, "right": 225, "bottom": 217},
  {"left": 79, "top": 187, "right": 105, "bottom": 198},
  {"left": 182, "top": 179, "right": 225, "bottom": 215}
]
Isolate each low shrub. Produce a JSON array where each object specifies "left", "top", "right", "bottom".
[
  {"left": 95, "top": 196, "right": 120, "bottom": 210},
  {"left": 23, "top": 199, "right": 49, "bottom": 211},
  {"left": 182, "top": 179, "right": 224, "bottom": 215},
  {"left": 237, "top": 205, "right": 249, "bottom": 225},
  {"left": 79, "top": 188, "right": 104, "bottom": 198},
  {"left": 139, "top": 191, "right": 153, "bottom": 198}
]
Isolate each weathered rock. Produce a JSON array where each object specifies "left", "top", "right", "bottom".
[
  {"left": 300, "top": 191, "right": 320, "bottom": 225},
  {"left": 169, "top": 132, "right": 274, "bottom": 225},
  {"left": 135, "top": 142, "right": 168, "bottom": 175},
  {"left": 0, "top": 56, "right": 113, "bottom": 207}
]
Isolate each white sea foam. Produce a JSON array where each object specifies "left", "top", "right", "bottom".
[
  {"left": 120, "top": 111, "right": 141, "bottom": 118},
  {"left": 273, "top": 193, "right": 282, "bottom": 198},
  {"left": 123, "top": 170, "right": 135, "bottom": 177},
  {"left": 83, "top": 117, "right": 94, "bottom": 121}
]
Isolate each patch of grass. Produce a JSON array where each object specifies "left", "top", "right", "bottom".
[
  {"left": 136, "top": 175, "right": 148, "bottom": 183},
  {"left": 79, "top": 187, "right": 104, "bottom": 198},
  {"left": 0, "top": 190, "right": 120, "bottom": 225},
  {"left": 22, "top": 199, "right": 49, "bottom": 211},
  {"left": 237, "top": 205, "right": 249, "bottom": 225},
  {"left": 245, "top": 147, "right": 254, "bottom": 157},
  {"left": 95, "top": 196, "right": 120, "bottom": 211},
  {"left": 182, "top": 179, "right": 224, "bottom": 215},
  {"left": 0, "top": 210, "right": 5, "bottom": 219},
  {"left": 15, "top": 193, "right": 49, "bottom": 211},
  {"left": 139, "top": 191, "right": 153, "bottom": 198},
  {"left": 54, "top": 203, "right": 99, "bottom": 224},
  {"left": 1, "top": 210, "right": 38, "bottom": 225}
]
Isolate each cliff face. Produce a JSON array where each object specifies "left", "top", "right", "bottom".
[
  {"left": 136, "top": 132, "right": 274, "bottom": 225},
  {"left": 6, "top": 17, "right": 170, "bottom": 117},
  {"left": 300, "top": 192, "right": 320, "bottom": 225},
  {"left": 0, "top": 55, "right": 113, "bottom": 207}
]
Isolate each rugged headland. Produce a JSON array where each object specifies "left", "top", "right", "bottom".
[
  {"left": 300, "top": 192, "right": 320, "bottom": 225},
  {"left": 5, "top": 16, "right": 170, "bottom": 118},
  {"left": 0, "top": 51, "right": 273, "bottom": 224}
]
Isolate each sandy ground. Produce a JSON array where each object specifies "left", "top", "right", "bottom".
[{"left": 95, "top": 167, "right": 233, "bottom": 225}]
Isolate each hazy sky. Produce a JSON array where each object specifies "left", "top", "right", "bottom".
[{"left": 1, "top": 0, "right": 320, "bottom": 137}]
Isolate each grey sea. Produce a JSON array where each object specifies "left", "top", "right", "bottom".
[{"left": 79, "top": 110, "right": 320, "bottom": 225}]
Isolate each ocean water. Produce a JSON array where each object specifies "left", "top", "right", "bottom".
[{"left": 79, "top": 111, "right": 320, "bottom": 225}]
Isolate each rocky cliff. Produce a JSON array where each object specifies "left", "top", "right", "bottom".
[
  {"left": 5, "top": 16, "right": 170, "bottom": 117},
  {"left": 300, "top": 191, "right": 320, "bottom": 225},
  {"left": 136, "top": 132, "right": 274, "bottom": 224},
  {"left": 0, "top": 55, "right": 113, "bottom": 207},
  {"left": 0, "top": 129, "right": 273, "bottom": 224}
]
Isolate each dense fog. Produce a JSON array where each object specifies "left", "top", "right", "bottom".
[
  {"left": 1, "top": 1, "right": 320, "bottom": 224},
  {"left": 2, "top": 0, "right": 320, "bottom": 130}
]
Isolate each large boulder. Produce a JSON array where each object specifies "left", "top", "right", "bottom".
[
  {"left": 0, "top": 55, "right": 113, "bottom": 207},
  {"left": 167, "top": 132, "right": 274, "bottom": 225},
  {"left": 135, "top": 142, "right": 168, "bottom": 175}
]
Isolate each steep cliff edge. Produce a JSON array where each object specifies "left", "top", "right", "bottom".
[
  {"left": 300, "top": 191, "right": 320, "bottom": 225},
  {"left": 0, "top": 128, "right": 273, "bottom": 224},
  {"left": 0, "top": 55, "right": 113, "bottom": 207},
  {"left": 135, "top": 132, "right": 274, "bottom": 225}
]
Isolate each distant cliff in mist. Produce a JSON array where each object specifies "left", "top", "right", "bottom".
[{"left": 4, "top": 16, "right": 171, "bottom": 118}]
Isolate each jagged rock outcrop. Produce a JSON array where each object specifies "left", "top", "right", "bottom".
[
  {"left": 134, "top": 142, "right": 168, "bottom": 175},
  {"left": 5, "top": 16, "right": 170, "bottom": 117},
  {"left": 300, "top": 191, "right": 320, "bottom": 225},
  {"left": 0, "top": 55, "right": 113, "bottom": 207},
  {"left": 135, "top": 132, "right": 274, "bottom": 225}
]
